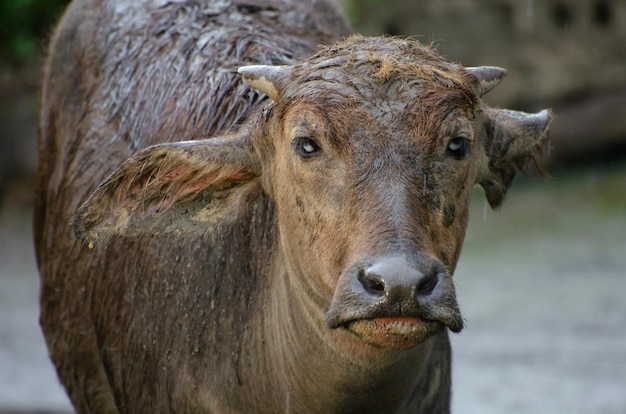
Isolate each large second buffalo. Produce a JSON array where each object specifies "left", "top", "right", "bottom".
[{"left": 34, "top": 0, "right": 551, "bottom": 412}]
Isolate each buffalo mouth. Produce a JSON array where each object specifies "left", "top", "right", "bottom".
[
  {"left": 327, "top": 310, "right": 463, "bottom": 350},
  {"left": 345, "top": 316, "right": 444, "bottom": 349}
]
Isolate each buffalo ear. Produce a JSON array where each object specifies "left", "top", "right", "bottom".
[
  {"left": 72, "top": 130, "right": 261, "bottom": 246},
  {"left": 479, "top": 108, "right": 552, "bottom": 208}
]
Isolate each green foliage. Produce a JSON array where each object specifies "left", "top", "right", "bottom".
[
  {"left": 0, "top": 0, "right": 71, "bottom": 64},
  {"left": 345, "top": 0, "right": 384, "bottom": 28}
]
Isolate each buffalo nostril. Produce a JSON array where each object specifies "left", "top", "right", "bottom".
[
  {"left": 416, "top": 273, "right": 438, "bottom": 295},
  {"left": 358, "top": 269, "right": 385, "bottom": 296}
]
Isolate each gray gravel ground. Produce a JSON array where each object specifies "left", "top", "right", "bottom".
[
  {"left": 451, "top": 165, "right": 626, "bottom": 414},
  {"left": 0, "top": 215, "right": 72, "bottom": 413},
  {"left": 1, "top": 164, "right": 624, "bottom": 413}
]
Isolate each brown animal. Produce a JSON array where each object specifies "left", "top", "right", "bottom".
[{"left": 35, "top": 0, "right": 551, "bottom": 413}]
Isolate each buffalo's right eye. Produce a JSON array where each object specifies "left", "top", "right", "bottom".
[
  {"left": 446, "top": 137, "right": 471, "bottom": 160},
  {"left": 294, "top": 137, "right": 321, "bottom": 158}
]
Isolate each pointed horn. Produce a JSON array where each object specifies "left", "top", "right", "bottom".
[
  {"left": 238, "top": 65, "right": 292, "bottom": 101},
  {"left": 466, "top": 66, "right": 507, "bottom": 95}
]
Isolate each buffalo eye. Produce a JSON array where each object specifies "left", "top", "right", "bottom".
[
  {"left": 294, "top": 137, "right": 321, "bottom": 158},
  {"left": 446, "top": 137, "right": 471, "bottom": 160}
]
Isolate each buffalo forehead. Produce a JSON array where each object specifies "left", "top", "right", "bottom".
[
  {"left": 292, "top": 36, "right": 475, "bottom": 91},
  {"left": 285, "top": 39, "right": 478, "bottom": 143}
]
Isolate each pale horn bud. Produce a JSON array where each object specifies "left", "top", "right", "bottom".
[
  {"left": 465, "top": 66, "right": 507, "bottom": 96},
  {"left": 238, "top": 65, "right": 293, "bottom": 102}
]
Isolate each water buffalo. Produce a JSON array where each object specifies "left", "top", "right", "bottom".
[{"left": 35, "top": 0, "right": 551, "bottom": 412}]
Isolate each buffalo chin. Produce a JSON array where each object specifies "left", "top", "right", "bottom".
[{"left": 346, "top": 317, "right": 444, "bottom": 350}]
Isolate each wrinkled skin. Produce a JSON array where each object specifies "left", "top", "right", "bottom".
[{"left": 35, "top": 1, "right": 550, "bottom": 413}]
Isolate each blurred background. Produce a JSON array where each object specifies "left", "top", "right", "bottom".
[{"left": 0, "top": 0, "right": 624, "bottom": 413}]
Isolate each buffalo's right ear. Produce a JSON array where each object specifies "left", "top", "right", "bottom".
[
  {"left": 72, "top": 130, "right": 261, "bottom": 246},
  {"left": 478, "top": 108, "right": 552, "bottom": 208}
]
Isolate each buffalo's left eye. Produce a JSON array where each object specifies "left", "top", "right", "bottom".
[{"left": 446, "top": 137, "right": 471, "bottom": 160}]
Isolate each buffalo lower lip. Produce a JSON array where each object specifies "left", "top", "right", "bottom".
[{"left": 346, "top": 317, "right": 441, "bottom": 349}]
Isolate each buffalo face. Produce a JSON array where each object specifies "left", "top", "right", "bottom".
[{"left": 240, "top": 37, "right": 550, "bottom": 349}]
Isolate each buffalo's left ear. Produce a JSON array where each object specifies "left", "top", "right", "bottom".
[{"left": 479, "top": 108, "right": 552, "bottom": 208}]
